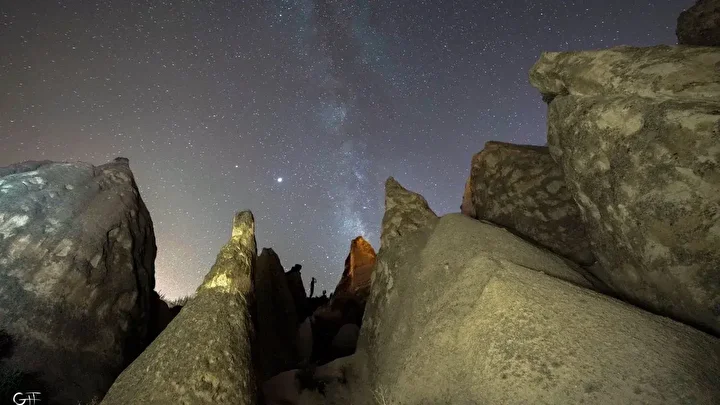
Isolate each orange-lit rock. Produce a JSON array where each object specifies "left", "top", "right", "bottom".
[
  {"left": 334, "top": 236, "right": 376, "bottom": 298},
  {"left": 460, "top": 174, "right": 476, "bottom": 217}
]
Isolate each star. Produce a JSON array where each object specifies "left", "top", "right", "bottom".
[{"left": 0, "top": 0, "right": 684, "bottom": 299}]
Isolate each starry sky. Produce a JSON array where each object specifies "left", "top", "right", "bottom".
[{"left": 0, "top": 0, "right": 692, "bottom": 299}]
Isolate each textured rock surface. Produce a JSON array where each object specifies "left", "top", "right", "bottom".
[
  {"left": 677, "top": 0, "right": 720, "bottom": 46},
  {"left": 254, "top": 248, "right": 299, "bottom": 381},
  {"left": 531, "top": 44, "right": 720, "bottom": 335},
  {"left": 0, "top": 158, "right": 156, "bottom": 404},
  {"left": 529, "top": 45, "right": 720, "bottom": 102},
  {"left": 333, "top": 236, "right": 376, "bottom": 299},
  {"left": 354, "top": 211, "right": 720, "bottom": 405},
  {"left": 380, "top": 177, "right": 438, "bottom": 252},
  {"left": 463, "top": 140, "right": 595, "bottom": 265},
  {"left": 460, "top": 176, "right": 476, "bottom": 217},
  {"left": 100, "top": 211, "right": 258, "bottom": 405}
]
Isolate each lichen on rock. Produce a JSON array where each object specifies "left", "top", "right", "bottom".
[
  {"left": 462, "top": 140, "right": 596, "bottom": 266},
  {"left": 99, "top": 210, "right": 258, "bottom": 405},
  {"left": 530, "top": 42, "right": 720, "bottom": 336},
  {"left": 0, "top": 158, "right": 156, "bottom": 405}
]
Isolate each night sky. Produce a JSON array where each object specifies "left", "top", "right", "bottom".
[{"left": 0, "top": 0, "right": 691, "bottom": 299}]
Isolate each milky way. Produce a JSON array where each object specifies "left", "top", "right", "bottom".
[{"left": 0, "top": 0, "right": 692, "bottom": 298}]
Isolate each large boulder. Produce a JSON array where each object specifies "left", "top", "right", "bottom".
[
  {"left": 677, "top": 0, "right": 720, "bottom": 47},
  {"left": 353, "top": 180, "right": 720, "bottom": 405},
  {"left": 530, "top": 45, "right": 720, "bottom": 335},
  {"left": 0, "top": 158, "right": 156, "bottom": 404},
  {"left": 254, "top": 248, "right": 299, "bottom": 381},
  {"left": 528, "top": 45, "right": 720, "bottom": 102},
  {"left": 99, "top": 211, "right": 258, "bottom": 405},
  {"left": 462, "top": 140, "right": 595, "bottom": 265}
]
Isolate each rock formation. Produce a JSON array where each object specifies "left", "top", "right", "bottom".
[
  {"left": 677, "top": 0, "right": 720, "bottom": 46},
  {"left": 529, "top": 45, "right": 720, "bottom": 102},
  {"left": 254, "top": 247, "right": 299, "bottom": 382},
  {"left": 459, "top": 176, "right": 476, "bottom": 217},
  {"left": 99, "top": 211, "right": 258, "bottom": 405},
  {"left": 0, "top": 158, "right": 156, "bottom": 405},
  {"left": 380, "top": 177, "right": 439, "bottom": 252},
  {"left": 3, "top": 6, "right": 719, "bottom": 405},
  {"left": 461, "top": 140, "right": 595, "bottom": 265},
  {"left": 333, "top": 237, "right": 376, "bottom": 299},
  {"left": 286, "top": 264, "right": 310, "bottom": 321},
  {"left": 351, "top": 179, "right": 720, "bottom": 405},
  {"left": 530, "top": 44, "right": 720, "bottom": 335}
]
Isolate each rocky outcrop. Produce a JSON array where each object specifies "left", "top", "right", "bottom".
[
  {"left": 462, "top": 141, "right": 595, "bottom": 265},
  {"left": 677, "top": 0, "right": 720, "bottom": 47},
  {"left": 530, "top": 45, "right": 720, "bottom": 335},
  {"left": 352, "top": 181, "right": 720, "bottom": 405},
  {"left": 333, "top": 236, "right": 376, "bottom": 300},
  {"left": 0, "top": 158, "right": 156, "bottom": 405},
  {"left": 528, "top": 45, "right": 720, "bottom": 102},
  {"left": 254, "top": 248, "right": 299, "bottom": 382},
  {"left": 380, "top": 177, "right": 439, "bottom": 252},
  {"left": 286, "top": 264, "right": 310, "bottom": 320},
  {"left": 99, "top": 211, "right": 258, "bottom": 405}
]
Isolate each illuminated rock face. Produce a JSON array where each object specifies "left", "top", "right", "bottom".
[
  {"left": 100, "top": 210, "right": 258, "bottom": 405},
  {"left": 461, "top": 141, "right": 595, "bottom": 266},
  {"left": 353, "top": 179, "right": 720, "bottom": 405},
  {"left": 677, "top": 0, "right": 720, "bottom": 47},
  {"left": 530, "top": 44, "right": 720, "bottom": 336},
  {"left": 459, "top": 176, "right": 476, "bottom": 217},
  {"left": 379, "top": 177, "right": 438, "bottom": 253},
  {"left": 0, "top": 158, "right": 156, "bottom": 405},
  {"left": 334, "top": 236, "right": 376, "bottom": 299}
]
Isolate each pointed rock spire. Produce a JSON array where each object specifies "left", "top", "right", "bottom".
[
  {"left": 380, "top": 177, "right": 438, "bottom": 252},
  {"left": 334, "top": 236, "right": 377, "bottom": 298},
  {"left": 100, "top": 210, "right": 258, "bottom": 405}
]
